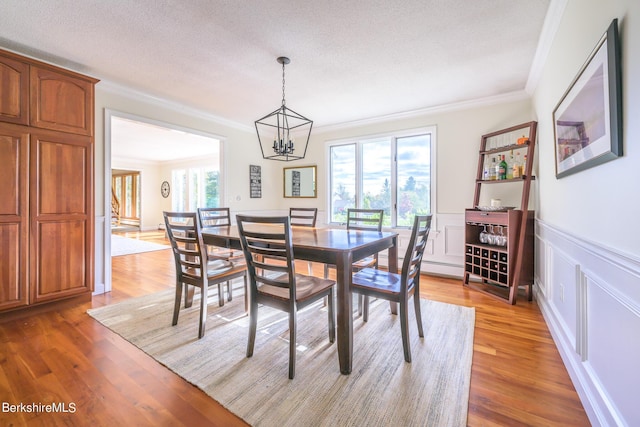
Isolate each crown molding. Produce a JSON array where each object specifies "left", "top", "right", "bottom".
[
  {"left": 525, "top": 0, "right": 568, "bottom": 94},
  {"left": 313, "top": 90, "right": 531, "bottom": 134}
]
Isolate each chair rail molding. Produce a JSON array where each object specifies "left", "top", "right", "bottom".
[{"left": 534, "top": 219, "right": 640, "bottom": 427}]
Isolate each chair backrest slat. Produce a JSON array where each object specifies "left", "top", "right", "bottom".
[
  {"left": 289, "top": 208, "right": 318, "bottom": 227},
  {"left": 347, "top": 209, "right": 384, "bottom": 231}
]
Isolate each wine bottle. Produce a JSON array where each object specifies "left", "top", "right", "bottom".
[
  {"left": 521, "top": 154, "right": 528, "bottom": 177},
  {"left": 498, "top": 155, "right": 507, "bottom": 180},
  {"left": 507, "top": 150, "right": 514, "bottom": 179}
]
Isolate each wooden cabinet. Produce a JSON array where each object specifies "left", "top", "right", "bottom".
[
  {"left": 463, "top": 121, "right": 537, "bottom": 304},
  {"left": 0, "top": 48, "right": 98, "bottom": 314}
]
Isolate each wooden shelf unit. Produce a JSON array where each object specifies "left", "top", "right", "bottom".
[{"left": 463, "top": 121, "right": 537, "bottom": 304}]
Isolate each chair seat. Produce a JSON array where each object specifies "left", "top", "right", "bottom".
[
  {"left": 352, "top": 268, "right": 414, "bottom": 297},
  {"left": 207, "top": 247, "right": 245, "bottom": 261},
  {"left": 352, "top": 256, "right": 376, "bottom": 270},
  {"left": 183, "top": 260, "right": 246, "bottom": 281},
  {"left": 259, "top": 273, "right": 334, "bottom": 303}
]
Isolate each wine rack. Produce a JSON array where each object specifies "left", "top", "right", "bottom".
[{"left": 463, "top": 121, "right": 537, "bottom": 304}]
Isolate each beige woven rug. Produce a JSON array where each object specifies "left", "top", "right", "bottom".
[{"left": 88, "top": 285, "right": 475, "bottom": 426}]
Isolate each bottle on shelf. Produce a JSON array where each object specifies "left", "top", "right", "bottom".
[
  {"left": 521, "top": 154, "right": 528, "bottom": 177},
  {"left": 507, "top": 150, "right": 514, "bottom": 179},
  {"left": 483, "top": 160, "right": 490, "bottom": 180},
  {"left": 498, "top": 155, "right": 508, "bottom": 180},
  {"left": 512, "top": 152, "right": 521, "bottom": 179},
  {"left": 489, "top": 157, "right": 497, "bottom": 180}
]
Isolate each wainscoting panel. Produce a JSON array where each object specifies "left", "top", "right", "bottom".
[{"left": 535, "top": 220, "right": 640, "bottom": 427}]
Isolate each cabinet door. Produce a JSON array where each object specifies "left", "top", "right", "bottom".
[
  {"left": 30, "top": 131, "right": 93, "bottom": 303},
  {"left": 0, "top": 125, "right": 29, "bottom": 310},
  {"left": 30, "top": 66, "right": 95, "bottom": 136},
  {"left": 0, "top": 55, "right": 29, "bottom": 125}
]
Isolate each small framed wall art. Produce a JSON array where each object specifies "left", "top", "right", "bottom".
[{"left": 250, "top": 165, "right": 262, "bottom": 198}]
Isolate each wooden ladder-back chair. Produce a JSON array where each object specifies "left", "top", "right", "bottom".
[
  {"left": 164, "top": 211, "right": 248, "bottom": 339},
  {"left": 324, "top": 208, "right": 384, "bottom": 313},
  {"left": 236, "top": 215, "right": 335, "bottom": 379},
  {"left": 351, "top": 214, "right": 432, "bottom": 362}
]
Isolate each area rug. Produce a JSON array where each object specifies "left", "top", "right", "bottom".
[
  {"left": 111, "top": 234, "right": 170, "bottom": 256},
  {"left": 87, "top": 285, "right": 475, "bottom": 426}
]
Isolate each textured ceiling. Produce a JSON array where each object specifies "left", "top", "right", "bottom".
[{"left": 0, "top": 0, "right": 551, "bottom": 131}]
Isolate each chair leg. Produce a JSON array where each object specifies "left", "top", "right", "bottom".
[
  {"left": 243, "top": 275, "right": 249, "bottom": 313},
  {"left": 413, "top": 294, "right": 424, "bottom": 337},
  {"left": 327, "top": 290, "right": 335, "bottom": 343},
  {"left": 323, "top": 265, "right": 330, "bottom": 307},
  {"left": 399, "top": 299, "right": 411, "bottom": 363},
  {"left": 184, "top": 285, "right": 195, "bottom": 308},
  {"left": 227, "top": 280, "right": 233, "bottom": 302},
  {"left": 172, "top": 282, "right": 183, "bottom": 326},
  {"left": 362, "top": 294, "right": 370, "bottom": 322},
  {"left": 217, "top": 283, "right": 225, "bottom": 307},
  {"left": 289, "top": 310, "right": 297, "bottom": 379},
  {"left": 198, "top": 286, "right": 208, "bottom": 339},
  {"left": 247, "top": 297, "right": 258, "bottom": 358}
]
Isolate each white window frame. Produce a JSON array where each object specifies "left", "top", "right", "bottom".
[{"left": 325, "top": 126, "right": 437, "bottom": 228}]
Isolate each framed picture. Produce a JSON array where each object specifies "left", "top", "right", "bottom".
[
  {"left": 553, "top": 19, "right": 622, "bottom": 179},
  {"left": 249, "top": 165, "right": 261, "bottom": 198}
]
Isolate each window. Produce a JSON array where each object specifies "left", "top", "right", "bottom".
[
  {"left": 172, "top": 167, "right": 220, "bottom": 211},
  {"left": 328, "top": 127, "right": 434, "bottom": 227},
  {"left": 112, "top": 171, "right": 140, "bottom": 221}
]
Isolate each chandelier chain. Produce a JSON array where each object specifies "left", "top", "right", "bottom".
[{"left": 281, "top": 61, "right": 286, "bottom": 106}]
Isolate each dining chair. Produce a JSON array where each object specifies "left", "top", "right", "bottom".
[
  {"left": 164, "top": 211, "right": 248, "bottom": 339},
  {"left": 289, "top": 207, "right": 318, "bottom": 227},
  {"left": 351, "top": 214, "right": 432, "bottom": 362},
  {"left": 289, "top": 207, "right": 317, "bottom": 274},
  {"left": 197, "top": 207, "right": 246, "bottom": 303},
  {"left": 324, "top": 208, "right": 384, "bottom": 314},
  {"left": 236, "top": 215, "right": 335, "bottom": 379}
]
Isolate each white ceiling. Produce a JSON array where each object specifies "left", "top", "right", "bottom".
[
  {"left": 110, "top": 116, "right": 221, "bottom": 162},
  {"left": 0, "top": 0, "right": 553, "bottom": 134}
]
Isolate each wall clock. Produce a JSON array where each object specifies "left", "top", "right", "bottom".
[{"left": 161, "top": 181, "right": 170, "bottom": 198}]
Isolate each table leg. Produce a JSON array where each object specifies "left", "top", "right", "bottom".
[
  {"left": 389, "top": 235, "right": 399, "bottom": 315},
  {"left": 336, "top": 251, "right": 353, "bottom": 375}
]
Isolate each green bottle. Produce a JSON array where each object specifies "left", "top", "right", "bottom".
[{"left": 498, "top": 155, "right": 508, "bottom": 180}]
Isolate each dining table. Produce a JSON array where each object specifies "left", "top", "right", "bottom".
[{"left": 201, "top": 225, "right": 399, "bottom": 375}]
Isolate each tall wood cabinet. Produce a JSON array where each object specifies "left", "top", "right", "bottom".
[
  {"left": 0, "top": 48, "right": 98, "bottom": 313},
  {"left": 462, "top": 121, "right": 537, "bottom": 304}
]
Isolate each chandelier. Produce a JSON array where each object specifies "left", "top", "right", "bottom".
[{"left": 254, "top": 56, "right": 313, "bottom": 161}]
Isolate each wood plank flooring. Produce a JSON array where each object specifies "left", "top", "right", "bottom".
[{"left": 0, "top": 231, "right": 590, "bottom": 426}]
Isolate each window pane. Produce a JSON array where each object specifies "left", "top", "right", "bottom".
[
  {"left": 172, "top": 169, "right": 187, "bottom": 211},
  {"left": 362, "top": 139, "right": 391, "bottom": 225},
  {"left": 188, "top": 169, "right": 201, "bottom": 211},
  {"left": 204, "top": 169, "right": 219, "bottom": 208},
  {"left": 397, "top": 134, "right": 431, "bottom": 226},
  {"left": 330, "top": 144, "right": 356, "bottom": 223},
  {"left": 125, "top": 175, "right": 132, "bottom": 217}
]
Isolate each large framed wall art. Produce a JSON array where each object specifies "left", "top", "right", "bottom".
[{"left": 553, "top": 19, "right": 622, "bottom": 178}]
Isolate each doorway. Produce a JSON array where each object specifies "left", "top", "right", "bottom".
[{"left": 102, "top": 109, "right": 224, "bottom": 294}]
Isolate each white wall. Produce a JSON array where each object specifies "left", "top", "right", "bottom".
[
  {"left": 533, "top": 0, "right": 639, "bottom": 255},
  {"left": 532, "top": 0, "right": 640, "bottom": 425}
]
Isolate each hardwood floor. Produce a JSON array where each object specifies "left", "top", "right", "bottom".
[{"left": 0, "top": 231, "right": 590, "bottom": 426}]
